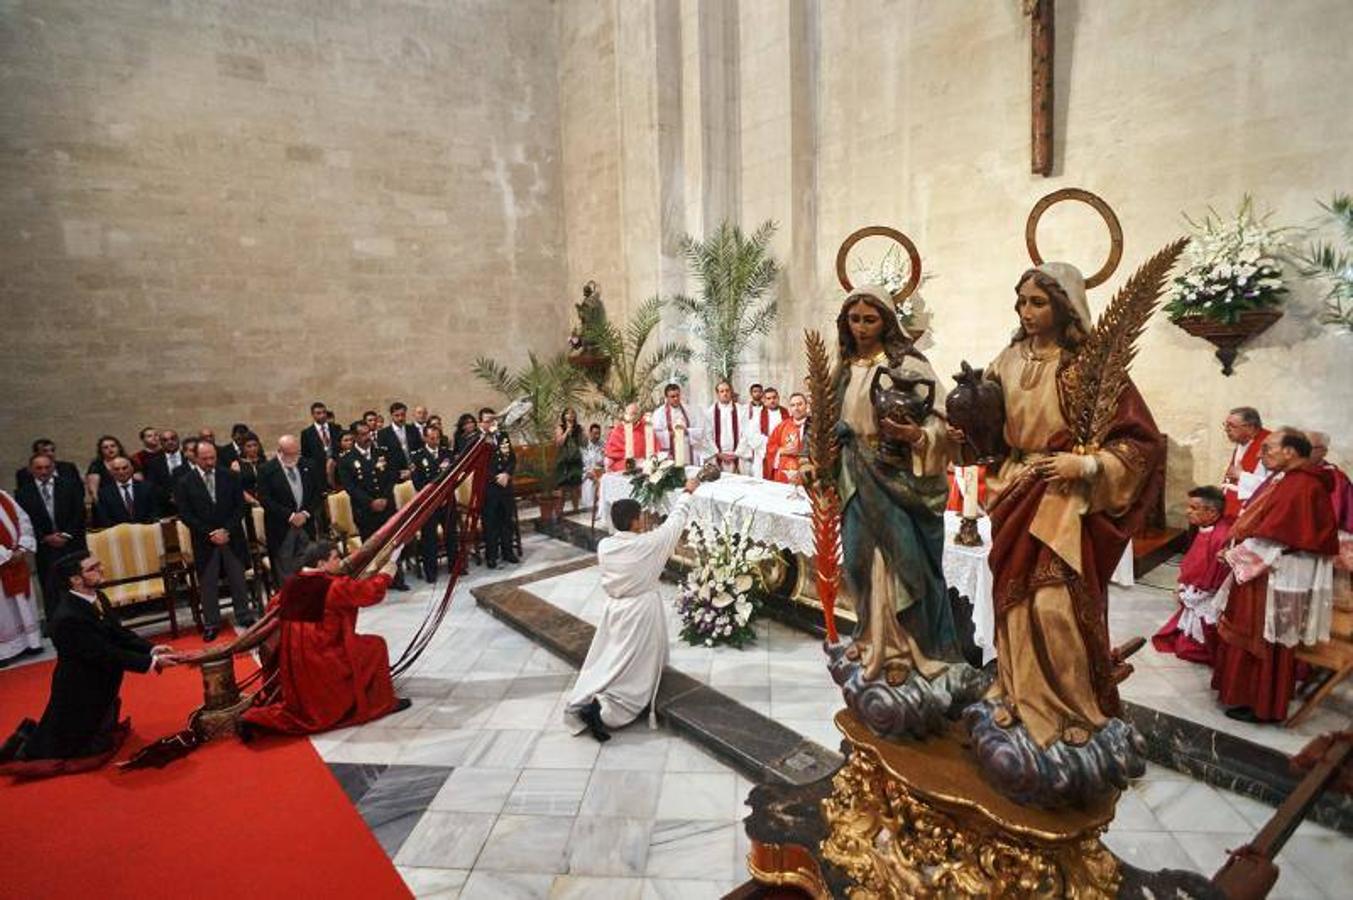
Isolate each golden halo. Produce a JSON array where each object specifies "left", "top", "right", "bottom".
[
  {"left": 1025, "top": 188, "right": 1124, "bottom": 289},
  {"left": 835, "top": 225, "right": 923, "bottom": 303}
]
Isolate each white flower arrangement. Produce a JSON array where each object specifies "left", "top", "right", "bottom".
[
  {"left": 1165, "top": 195, "right": 1290, "bottom": 324},
  {"left": 676, "top": 510, "right": 773, "bottom": 649},
  {"left": 627, "top": 454, "right": 684, "bottom": 511},
  {"left": 850, "top": 243, "right": 930, "bottom": 328}
]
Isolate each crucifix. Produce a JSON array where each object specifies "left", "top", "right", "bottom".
[{"left": 1026, "top": 0, "right": 1054, "bottom": 176}]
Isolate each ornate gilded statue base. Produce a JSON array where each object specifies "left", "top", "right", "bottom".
[
  {"left": 826, "top": 640, "right": 989, "bottom": 741},
  {"left": 964, "top": 699, "right": 1146, "bottom": 810},
  {"left": 187, "top": 657, "right": 254, "bottom": 741},
  {"left": 743, "top": 708, "right": 1222, "bottom": 899}
]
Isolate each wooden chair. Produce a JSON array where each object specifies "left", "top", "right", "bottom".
[
  {"left": 87, "top": 523, "right": 182, "bottom": 637},
  {"left": 325, "top": 490, "right": 363, "bottom": 556},
  {"left": 244, "top": 504, "right": 274, "bottom": 595},
  {"left": 456, "top": 474, "right": 483, "bottom": 565},
  {"left": 1287, "top": 605, "right": 1353, "bottom": 729}
]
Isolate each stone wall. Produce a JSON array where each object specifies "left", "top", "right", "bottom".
[
  {"left": 557, "top": 0, "right": 1353, "bottom": 519},
  {"left": 0, "top": 0, "right": 566, "bottom": 476}
]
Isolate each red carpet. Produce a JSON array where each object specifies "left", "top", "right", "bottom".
[{"left": 0, "top": 630, "right": 410, "bottom": 900}]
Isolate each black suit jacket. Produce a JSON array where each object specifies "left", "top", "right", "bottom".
[
  {"left": 93, "top": 480, "right": 157, "bottom": 527},
  {"left": 300, "top": 422, "right": 344, "bottom": 469},
  {"left": 256, "top": 458, "right": 322, "bottom": 551},
  {"left": 377, "top": 423, "right": 423, "bottom": 471},
  {"left": 143, "top": 452, "right": 190, "bottom": 516},
  {"left": 25, "top": 590, "right": 153, "bottom": 759},
  {"left": 217, "top": 441, "right": 245, "bottom": 469},
  {"left": 173, "top": 466, "right": 247, "bottom": 561},
  {"left": 15, "top": 474, "right": 87, "bottom": 555}
]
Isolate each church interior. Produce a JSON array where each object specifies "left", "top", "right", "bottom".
[{"left": 2, "top": 1, "right": 1352, "bottom": 898}]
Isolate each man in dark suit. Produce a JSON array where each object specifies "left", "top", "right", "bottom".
[
  {"left": 337, "top": 423, "right": 409, "bottom": 590},
  {"left": 409, "top": 425, "right": 455, "bottom": 582},
  {"left": 174, "top": 442, "right": 254, "bottom": 641},
  {"left": 14, "top": 439, "right": 81, "bottom": 491},
  {"left": 15, "top": 452, "right": 88, "bottom": 619},
  {"left": 217, "top": 423, "right": 251, "bottom": 469},
  {"left": 92, "top": 457, "right": 157, "bottom": 527},
  {"left": 257, "top": 435, "right": 322, "bottom": 581},
  {"left": 300, "top": 401, "right": 343, "bottom": 484},
  {"left": 378, "top": 401, "right": 423, "bottom": 478},
  {"left": 480, "top": 409, "right": 519, "bottom": 569},
  {"left": 0, "top": 551, "right": 177, "bottom": 765},
  {"left": 143, "top": 429, "right": 189, "bottom": 516}
]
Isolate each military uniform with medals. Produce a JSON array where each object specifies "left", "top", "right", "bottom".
[
  {"left": 482, "top": 431, "right": 517, "bottom": 567},
  {"left": 409, "top": 443, "right": 456, "bottom": 581}
]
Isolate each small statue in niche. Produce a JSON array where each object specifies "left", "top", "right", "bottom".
[{"left": 568, "top": 280, "right": 607, "bottom": 356}]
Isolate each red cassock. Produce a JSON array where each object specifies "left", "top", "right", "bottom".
[
  {"left": 1211, "top": 465, "right": 1340, "bottom": 721},
  {"left": 1151, "top": 517, "right": 1233, "bottom": 664},
  {"left": 603, "top": 423, "right": 649, "bottom": 473},
  {"left": 766, "top": 418, "right": 806, "bottom": 484},
  {"left": 243, "top": 571, "right": 398, "bottom": 734}
]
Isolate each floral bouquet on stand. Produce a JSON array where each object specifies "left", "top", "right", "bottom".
[
  {"left": 676, "top": 511, "right": 772, "bottom": 648},
  {"left": 627, "top": 454, "right": 685, "bottom": 512},
  {"left": 1164, "top": 195, "right": 1290, "bottom": 324}
]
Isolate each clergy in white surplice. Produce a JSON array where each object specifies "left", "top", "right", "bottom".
[
  {"left": 0, "top": 489, "right": 42, "bottom": 664},
  {"left": 564, "top": 477, "right": 700, "bottom": 741},
  {"left": 705, "top": 381, "right": 746, "bottom": 474},
  {"left": 651, "top": 383, "right": 705, "bottom": 467}
]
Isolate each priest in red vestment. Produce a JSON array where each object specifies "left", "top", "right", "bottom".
[
  {"left": 1212, "top": 430, "right": 1339, "bottom": 722},
  {"left": 1152, "top": 485, "right": 1233, "bottom": 664},
  {"left": 242, "top": 542, "right": 410, "bottom": 735},
  {"left": 747, "top": 387, "right": 789, "bottom": 479},
  {"left": 604, "top": 403, "right": 652, "bottom": 473},
  {"left": 766, "top": 393, "right": 810, "bottom": 484},
  {"left": 1221, "top": 406, "right": 1270, "bottom": 519}
]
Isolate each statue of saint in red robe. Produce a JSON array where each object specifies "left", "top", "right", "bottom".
[
  {"left": 1212, "top": 454, "right": 1339, "bottom": 722},
  {"left": 1152, "top": 486, "right": 1233, "bottom": 665},
  {"left": 243, "top": 550, "right": 404, "bottom": 734}
]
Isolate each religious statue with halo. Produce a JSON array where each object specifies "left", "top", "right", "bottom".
[
  {"left": 816, "top": 227, "right": 989, "bottom": 741},
  {"left": 762, "top": 198, "right": 1194, "bottom": 899}
]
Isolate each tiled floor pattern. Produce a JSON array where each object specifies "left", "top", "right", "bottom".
[{"left": 511, "top": 551, "right": 1352, "bottom": 898}]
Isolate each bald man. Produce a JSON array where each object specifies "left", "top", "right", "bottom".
[
  {"left": 92, "top": 457, "right": 156, "bottom": 526},
  {"left": 257, "top": 435, "right": 323, "bottom": 581}
]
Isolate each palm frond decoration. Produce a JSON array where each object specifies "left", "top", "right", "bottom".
[
  {"left": 1291, "top": 193, "right": 1353, "bottom": 331},
  {"left": 1060, "top": 238, "right": 1188, "bottom": 450},
  {"left": 801, "top": 329, "right": 844, "bottom": 643},
  {"left": 673, "top": 220, "right": 780, "bottom": 388},
  {"left": 472, "top": 351, "right": 589, "bottom": 491},
  {"left": 580, "top": 295, "right": 692, "bottom": 421}
]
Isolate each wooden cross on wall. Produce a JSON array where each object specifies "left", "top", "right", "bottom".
[{"left": 1026, "top": 0, "right": 1054, "bottom": 176}]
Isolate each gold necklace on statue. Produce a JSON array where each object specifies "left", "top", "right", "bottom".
[
  {"left": 852, "top": 349, "right": 888, "bottom": 368},
  {"left": 1018, "top": 341, "right": 1059, "bottom": 391}
]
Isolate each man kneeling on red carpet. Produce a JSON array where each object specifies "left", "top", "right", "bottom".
[
  {"left": 242, "top": 541, "right": 411, "bottom": 736},
  {"left": 1, "top": 551, "right": 180, "bottom": 776}
]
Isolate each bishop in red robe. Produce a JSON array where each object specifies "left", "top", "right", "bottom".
[
  {"left": 1212, "top": 431, "right": 1339, "bottom": 722},
  {"left": 766, "top": 393, "right": 810, "bottom": 484},
  {"left": 1221, "top": 408, "right": 1269, "bottom": 519},
  {"left": 1152, "top": 485, "right": 1233, "bottom": 664},
  {"left": 243, "top": 542, "right": 409, "bottom": 735}
]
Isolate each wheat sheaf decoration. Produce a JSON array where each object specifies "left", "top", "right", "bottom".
[
  {"left": 1060, "top": 237, "right": 1189, "bottom": 451},
  {"left": 803, "top": 329, "right": 843, "bottom": 643}
]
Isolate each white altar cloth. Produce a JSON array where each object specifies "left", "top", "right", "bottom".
[{"left": 598, "top": 471, "right": 815, "bottom": 557}]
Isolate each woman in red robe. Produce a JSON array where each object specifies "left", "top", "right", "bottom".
[{"left": 243, "top": 542, "right": 409, "bottom": 734}]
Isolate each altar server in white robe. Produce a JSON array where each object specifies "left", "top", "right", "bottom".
[
  {"left": 706, "top": 381, "right": 746, "bottom": 474},
  {"left": 565, "top": 475, "right": 701, "bottom": 741},
  {"left": 0, "top": 489, "right": 42, "bottom": 665}
]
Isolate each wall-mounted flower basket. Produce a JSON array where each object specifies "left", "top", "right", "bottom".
[
  {"left": 1173, "top": 309, "right": 1282, "bottom": 376},
  {"left": 567, "top": 351, "right": 610, "bottom": 382}
]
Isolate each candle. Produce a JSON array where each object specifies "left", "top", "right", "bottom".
[
  {"left": 674, "top": 426, "right": 688, "bottom": 466},
  {"left": 960, "top": 466, "right": 980, "bottom": 519},
  {"left": 643, "top": 419, "right": 654, "bottom": 459},
  {"left": 623, "top": 417, "right": 634, "bottom": 460}
]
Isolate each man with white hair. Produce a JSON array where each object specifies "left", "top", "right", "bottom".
[
  {"left": 1306, "top": 430, "right": 1353, "bottom": 533},
  {"left": 257, "top": 435, "right": 323, "bottom": 580},
  {"left": 1221, "top": 406, "right": 1270, "bottom": 518}
]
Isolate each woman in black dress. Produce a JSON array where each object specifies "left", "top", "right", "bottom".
[{"left": 554, "top": 407, "right": 585, "bottom": 512}]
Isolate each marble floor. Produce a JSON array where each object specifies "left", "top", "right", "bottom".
[{"left": 522, "top": 555, "right": 1352, "bottom": 899}]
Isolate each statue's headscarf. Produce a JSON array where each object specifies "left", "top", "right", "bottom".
[
  {"left": 837, "top": 285, "right": 922, "bottom": 367},
  {"left": 1035, "top": 262, "right": 1093, "bottom": 333}
]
